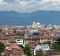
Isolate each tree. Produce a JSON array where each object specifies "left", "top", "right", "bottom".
[
  {"left": 35, "top": 54, "right": 39, "bottom": 56},
  {"left": 13, "top": 29, "right": 16, "bottom": 33},
  {"left": 0, "top": 29, "right": 2, "bottom": 33},
  {"left": 43, "top": 41, "right": 51, "bottom": 44},
  {"left": 19, "top": 45, "right": 24, "bottom": 48},
  {"left": 52, "top": 43, "right": 60, "bottom": 51},
  {"left": 0, "top": 42, "right": 5, "bottom": 56},
  {"left": 56, "top": 38, "right": 60, "bottom": 45},
  {"left": 23, "top": 46, "right": 31, "bottom": 56},
  {"left": 52, "top": 38, "right": 60, "bottom": 51},
  {"left": 19, "top": 45, "right": 31, "bottom": 56}
]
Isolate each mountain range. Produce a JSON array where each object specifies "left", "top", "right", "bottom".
[{"left": 0, "top": 10, "right": 60, "bottom": 26}]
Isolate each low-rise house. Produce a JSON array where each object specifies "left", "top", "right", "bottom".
[
  {"left": 40, "top": 36, "right": 56, "bottom": 43},
  {"left": 25, "top": 35, "right": 56, "bottom": 45},
  {"left": 55, "top": 34, "right": 60, "bottom": 38},
  {"left": 0, "top": 34, "right": 10, "bottom": 45},
  {"left": 1, "top": 43, "right": 24, "bottom": 56},
  {"left": 16, "top": 31, "right": 25, "bottom": 36},
  {"left": 15, "top": 36, "right": 24, "bottom": 45},
  {"left": 24, "top": 36, "right": 40, "bottom": 45},
  {"left": 34, "top": 44, "right": 52, "bottom": 55},
  {"left": 27, "top": 41, "right": 37, "bottom": 54},
  {"left": 27, "top": 41, "right": 37, "bottom": 49}
]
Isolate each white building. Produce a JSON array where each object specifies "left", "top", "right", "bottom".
[
  {"left": 32, "top": 22, "right": 42, "bottom": 28},
  {"left": 15, "top": 37, "right": 24, "bottom": 45},
  {"left": 34, "top": 44, "right": 51, "bottom": 55}
]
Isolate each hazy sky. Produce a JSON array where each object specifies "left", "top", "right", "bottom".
[{"left": 0, "top": 0, "right": 60, "bottom": 13}]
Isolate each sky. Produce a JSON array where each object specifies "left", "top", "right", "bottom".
[{"left": 0, "top": 0, "right": 60, "bottom": 13}]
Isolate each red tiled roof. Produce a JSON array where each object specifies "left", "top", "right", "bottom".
[
  {"left": 27, "top": 41, "right": 37, "bottom": 48},
  {"left": 2, "top": 44, "right": 24, "bottom": 56},
  {"left": 6, "top": 43, "right": 20, "bottom": 49},
  {"left": 0, "top": 36, "right": 9, "bottom": 40},
  {"left": 25, "top": 35, "right": 56, "bottom": 40}
]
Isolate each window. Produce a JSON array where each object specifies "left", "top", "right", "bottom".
[{"left": 17, "top": 40, "right": 20, "bottom": 41}]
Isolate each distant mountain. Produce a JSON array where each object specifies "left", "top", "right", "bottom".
[{"left": 0, "top": 11, "right": 60, "bottom": 25}]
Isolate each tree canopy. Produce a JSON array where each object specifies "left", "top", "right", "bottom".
[
  {"left": 0, "top": 29, "right": 2, "bottom": 33},
  {"left": 0, "top": 42, "right": 5, "bottom": 54},
  {"left": 52, "top": 38, "right": 60, "bottom": 51},
  {"left": 23, "top": 46, "right": 31, "bottom": 56}
]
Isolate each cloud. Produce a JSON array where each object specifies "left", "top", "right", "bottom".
[
  {"left": 0, "top": 0, "right": 60, "bottom": 13},
  {"left": 0, "top": 0, "right": 6, "bottom": 5}
]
